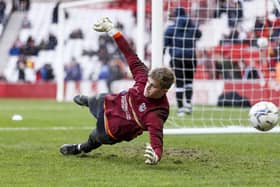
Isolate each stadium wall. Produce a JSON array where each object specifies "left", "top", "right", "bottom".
[
  {"left": 0, "top": 80, "right": 279, "bottom": 106},
  {"left": 0, "top": 82, "right": 56, "bottom": 98}
]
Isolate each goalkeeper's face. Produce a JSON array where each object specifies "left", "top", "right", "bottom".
[{"left": 144, "top": 77, "right": 168, "bottom": 99}]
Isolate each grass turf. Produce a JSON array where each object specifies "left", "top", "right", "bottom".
[{"left": 0, "top": 99, "right": 279, "bottom": 186}]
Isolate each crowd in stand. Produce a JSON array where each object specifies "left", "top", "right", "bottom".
[
  {"left": 2, "top": 0, "right": 280, "bottom": 86},
  {"left": 3, "top": 1, "right": 133, "bottom": 90},
  {"left": 12, "top": 0, "right": 30, "bottom": 11},
  {"left": 197, "top": 0, "right": 280, "bottom": 81},
  {"left": 7, "top": 33, "right": 58, "bottom": 82},
  {"left": 80, "top": 21, "right": 131, "bottom": 92}
]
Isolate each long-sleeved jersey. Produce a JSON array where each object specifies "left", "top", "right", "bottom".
[{"left": 103, "top": 32, "right": 169, "bottom": 160}]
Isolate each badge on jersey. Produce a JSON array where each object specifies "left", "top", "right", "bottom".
[{"left": 139, "top": 103, "right": 147, "bottom": 112}]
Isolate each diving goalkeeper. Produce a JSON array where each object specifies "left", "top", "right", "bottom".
[{"left": 59, "top": 17, "right": 175, "bottom": 165}]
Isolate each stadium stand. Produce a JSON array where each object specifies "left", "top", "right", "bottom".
[
  {"left": 3, "top": 2, "right": 56, "bottom": 82},
  {"left": 3, "top": 1, "right": 136, "bottom": 84},
  {"left": 1, "top": 0, "right": 280, "bottom": 86},
  {"left": 194, "top": 0, "right": 280, "bottom": 80}
]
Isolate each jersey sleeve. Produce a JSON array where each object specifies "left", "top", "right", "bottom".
[
  {"left": 144, "top": 111, "right": 168, "bottom": 160},
  {"left": 112, "top": 32, "right": 148, "bottom": 84}
]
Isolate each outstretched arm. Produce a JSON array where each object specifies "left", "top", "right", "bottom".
[
  {"left": 93, "top": 17, "right": 148, "bottom": 83},
  {"left": 143, "top": 110, "right": 168, "bottom": 165}
]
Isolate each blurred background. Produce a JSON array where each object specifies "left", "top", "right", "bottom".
[{"left": 0, "top": 0, "right": 279, "bottom": 107}]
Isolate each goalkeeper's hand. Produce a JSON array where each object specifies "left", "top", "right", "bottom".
[
  {"left": 144, "top": 143, "right": 159, "bottom": 165},
  {"left": 93, "top": 17, "right": 113, "bottom": 32}
]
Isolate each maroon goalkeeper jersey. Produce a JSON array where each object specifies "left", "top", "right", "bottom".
[{"left": 103, "top": 32, "right": 169, "bottom": 160}]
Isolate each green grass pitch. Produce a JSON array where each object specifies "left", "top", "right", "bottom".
[{"left": 0, "top": 99, "right": 280, "bottom": 186}]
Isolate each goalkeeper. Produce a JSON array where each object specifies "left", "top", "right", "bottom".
[{"left": 59, "top": 17, "right": 175, "bottom": 165}]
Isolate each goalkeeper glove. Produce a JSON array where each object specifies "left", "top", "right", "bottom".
[
  {"left": 144, "top": 143, "right": 159, "bottom": 165},
  {"left": 93, "top": 17, "right": 113, "bottom": 32}
]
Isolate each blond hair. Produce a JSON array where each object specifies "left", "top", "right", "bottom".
[{"left": 149, "top": 67, "right": 175, "bottom": 89}]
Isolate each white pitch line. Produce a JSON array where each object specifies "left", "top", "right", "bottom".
[
  {"left": 164, "top": 126, "right": 280, "bottom": 134},
  {"left": 1, "top": 126, "right": 280, "bottom": 134},
  {"left": 0, "top": 127, "right": 93, "bottom": 131}
]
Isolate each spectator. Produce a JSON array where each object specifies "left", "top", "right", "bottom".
[
  {"left": 254, "top": 16, "right": 271, "bottom": 38},
  {"left": 227, "top": 0, "right": 243, "bottom": 28},
  {"left": 82, "top": 33, "right": 127, "bottom": 64},
  {"left": 219, "top": 28, "right": 241, "bottom": 45},
  {"left": 21, "top": 16, "right": 31, "bottom": 29},
  {"left": 64, "top": 57, "right": 82, "bottom": 81},
  {"left": 271, "top": 17, "right": 280, "bottom": 40},
  {"left": 200, "top": 50, "right": 216, "bottom": 79},
  {"left": 243, "top": 60, "right": 263, "bottom": 79},
  {"left": 98, "top": 34, "right": 118, "bottom": 55},
  {"left": 273, "top": 7, "right": 280, "bottom": 18},
  {"left": 9, "top": 37, "right": 24, "bottom": 56},
  {"left": 24, "top": 58, "right": 35, "bottom": 82},
  {"left": 47, "top": 33, "right": 58, "bottom": 50},
  {"left": 164, "top": 7, "right": 202, "bottom": 116},
  {"left": 0, "top": 0, "right": 6, "bottom": 24},
  {"left": 22, "top": 36, "right": 39, "bottom": 56},
  {"left": 9, "top": 45, "right": 20, "bottom": 56},
  {"left": 16, "top": 56, "right": 26, "bottom": 82},
  {"left": 83, "top": 34, "right": 121, "bottom": 63},
  {"left": 40, "top": 63, "right": 54, "bottom": 81},
  {"left": 214, "top": 0, "right": 227, "bottom": 18},
  {"left": 52, "top": 1, "right": 60, "bottom": 24},
  {"left": 232, "top": 61, "right": 242, "bottom": 79},
  {"left": 69, "top": 28, "right": 84, "bottom": 39},
  {"left": 52, "top": 1, "right": 69, "bottom": 24},
  {"left": 214, "top": 55, "right": 236, "bottom": 79},
  {"left": 106, "top": 58, "right": 126, "bottom": 93},
  {"left": 52, "top": 1, "right": 60, "bottom": 23},
  {"left": 98, "top": 63, "right": 110, "bottom": 80},
  {"left": 243, "top": 31, "right": 258, "bottom": 47},
  {"left": 21, "top": 0, "right": 30, "bottom": 11},
  {"left": 13, "top": 0, "right": 30, "bottom": 11},
  {"left": 0, "top": 72, "right": 6, "bottom": 81}
]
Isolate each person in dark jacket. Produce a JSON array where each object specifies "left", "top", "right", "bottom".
[
  {"left": 59, "top": 17, "right": 175, "bottom": 165},
  {"left": 164, "top": 7, "right": 202, "bottom": 116}
]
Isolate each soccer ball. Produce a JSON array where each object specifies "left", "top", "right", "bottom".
[{"left": 249, "top": 101, "right": 279, "bottom": 131}]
